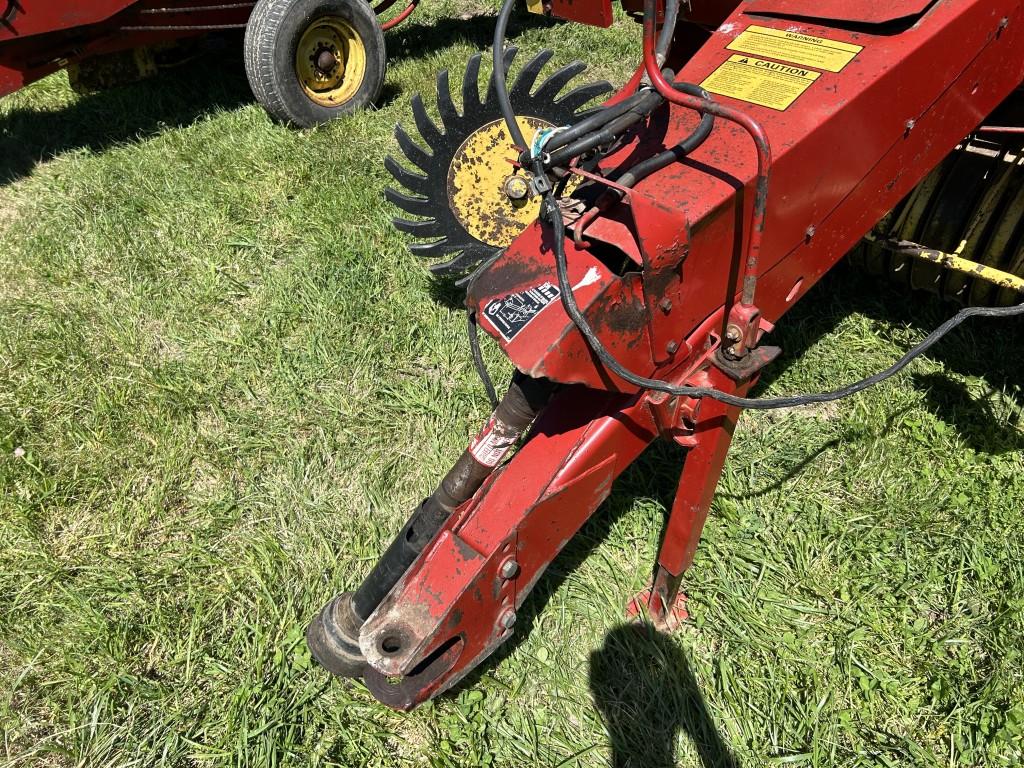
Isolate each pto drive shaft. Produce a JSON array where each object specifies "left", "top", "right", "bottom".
[{"left": 307, "top": 373, "right": 555, "bottom": 678}]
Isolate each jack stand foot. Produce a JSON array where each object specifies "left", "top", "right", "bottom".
[{"left": 626, "top": 583, "right": 689, "bottom": 633}]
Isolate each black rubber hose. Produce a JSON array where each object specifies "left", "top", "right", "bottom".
[
  {"left": 545, "top": 87, "right": 666, "bottom": 167},
  {"left": 540, "top": 89, "right": 655, "bottom": 155},
  {"left": 655, "top": 0, "right": 680, "bottom": 67},
  {"left": 468, "top": 312, "right": 498, "bottom": 409},
  {"left": 611, "top": 82, "right": 714, "bottom": 190},
  {"left": 494, "top": 0, "right": 527, "bottom": 149}
]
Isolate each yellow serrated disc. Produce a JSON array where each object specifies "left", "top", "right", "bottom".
[{"left": 446, "top": 116, "right": 553, "bottom": 248}]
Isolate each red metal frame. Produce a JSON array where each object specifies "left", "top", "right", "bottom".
[{"left": 348, "top": 0, "right": 1024, "bottom": 709}]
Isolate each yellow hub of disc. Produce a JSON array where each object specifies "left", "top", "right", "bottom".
[
  {"left": 295, "top": 16, "right": 366, "bottom": 107},
  {"left": 448, "top": 116, "right": 556, "bottom": 248}
]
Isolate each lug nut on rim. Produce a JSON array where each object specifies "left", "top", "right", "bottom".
[{"left": 316, "top": 49, "right": 337, "bottom": 73}]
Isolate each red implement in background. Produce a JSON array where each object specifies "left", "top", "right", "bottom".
[
  {"left": 0, "top": 0, "right": 256, "bottom": 97},
  {"left": 0, "top": 0, "right": 423, "bottom": 107}
]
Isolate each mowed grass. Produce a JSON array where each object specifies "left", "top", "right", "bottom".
[{"left": 1, "top": 2, "right": 1023, "bottom": 766}]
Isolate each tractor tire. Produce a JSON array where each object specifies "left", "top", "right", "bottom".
[
  {"left": 852, "top": 134, "right": 1024, "bottom": 307},
  {"left": 244, "top": 0, "right": 385, "bottom": 127}
]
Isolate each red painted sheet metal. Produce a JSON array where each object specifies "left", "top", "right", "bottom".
[
  {"left": 740, "top": 0, "right": 935, "bottom": 25},
  {"left": 0, "top": 0, "right": 138, "bottom": 42},
  {"left": 549, "top": 0, "right": 614, "bottom": 28},
  {"left": 473, "top": 0, "right": 1024, "bottom": 391},
  {"left": 359, "top": 385, "right": 659, "bottom": 706}
]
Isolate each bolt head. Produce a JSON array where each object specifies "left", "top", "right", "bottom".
[
  {"left": 503, "top": 176, "right": 530, "bottom": 201},
  {"left": 499, "top": 559, "right": 520, "bottom": 579},
  {"left": 499, "top": 610, "right": 517, "bottom": 629},
  {"left": 666, "top": 340, "right": 679, "bottom": 355}
]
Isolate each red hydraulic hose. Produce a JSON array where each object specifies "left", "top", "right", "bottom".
[
  {"left": 640, "top": 0, "right": 772, "bottom": 307},
  {"left": 376, "top": 0, "right": 419, "bottom": 30}
]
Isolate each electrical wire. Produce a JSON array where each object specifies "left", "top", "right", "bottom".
[
  {"left": 543, "top": 195, "right": 1024, "bottom": 409},
  {"left": 468, "top": 312, "right": 499, "bottom": 409}
]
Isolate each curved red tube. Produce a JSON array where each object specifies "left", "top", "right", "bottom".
[{"left": 641, "top": 0, "right": 772, "bottom": 307}]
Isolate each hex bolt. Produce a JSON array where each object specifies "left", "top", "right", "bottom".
[
  {"left": 499, "top": 609, "right": 517, "bottom": 629},
  {"left": 666, "top": 340, "right": 679, "bottom": 355},
  {"left": 659, "top": 298, "right": 672, "bottom": 313},
  {"left": 503, "top": 176, "right": 530, "bottom": 201},
  {"left": 499, "top": 559, "right": 519, "bottom": 580},
  {"left": 725, "top": 324, "right": 742, "bottom": 343}
]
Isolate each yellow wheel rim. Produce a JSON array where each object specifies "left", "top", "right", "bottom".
[{"left": 295, "top": 15, "right": 366, "bottom": 107}]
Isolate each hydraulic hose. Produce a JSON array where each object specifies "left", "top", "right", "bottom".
[
  {"left": 611, "top": 81, "right": 714, "bottom": 190},
  {"left": 542, "top": 195, "right": 1024, "bottom": 410},
  {"left": 654, "top": 0, "right": 680, "bottom": 68},
  {"left": 540, "top": 89, "right": 655, "bottom": 155},
  {"left": 545, "top": 87, "right": 667, "bottom": 167},
  {"left": 494, "top": 0, "right": 527, "bottom": 149}
]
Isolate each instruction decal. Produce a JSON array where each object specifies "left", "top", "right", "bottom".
[
  {"left": 484, "top": 282, "right": 561, "bottom": 341},
  {"left": 701, "top": 55, "right": 820, "bottom": 111},
  {"left": 727, "top": 25, "right": 862, "bottom": 73}
]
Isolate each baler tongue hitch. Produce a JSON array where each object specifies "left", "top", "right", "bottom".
[
  {"left": 309, "top": 0, "right": 1024, "bottom": 710},
  {"left": 307, "top": 375, "right": 555, "bottom": 687}
]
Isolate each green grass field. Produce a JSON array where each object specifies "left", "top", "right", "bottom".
[{"left": 1, "top": 3, "right": 1023, "bottom": 766}]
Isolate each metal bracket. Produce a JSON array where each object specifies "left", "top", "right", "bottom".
[{"left": 714, "top": 345, "right": 781, "bottom": 382}]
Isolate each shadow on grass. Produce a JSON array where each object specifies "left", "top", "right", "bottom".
[
  {"left": 753, "top": 263, "right": 1023, "bottom": 454},
  {"left": 0, "top": 37, "right": 255, "bottom": 187},
  {"left": 443, "top": 437, "right": 739, "bottom": 764},
  {"left": 385, "top": 10, "right": 555, "bottom": 68},
  {"left": 590, "top": 624, "right": 740, "bottom": 768},
  {"left": 912, "top": 372, "right": 1023, "bottom": 454}
]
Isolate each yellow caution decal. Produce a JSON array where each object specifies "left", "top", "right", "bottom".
[
  {"left": 701, "top": 55, "right": 820, "bottom": 111},
  {"left": 727, "top": 25, "right": 862, "bottom": 73}
]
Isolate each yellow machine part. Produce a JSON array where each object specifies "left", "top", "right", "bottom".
[
  {"left": 853, "top": 138, "right": 1024, "bottom": 306},
  {"left": 448, "top": 116, "right": 556, "bottom": 248},
  {"left": 295, "top": 16, "right": 367, "bottom": 107}
]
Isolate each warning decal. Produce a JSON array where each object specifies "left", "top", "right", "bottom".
[
  {"left": 701, "top": 55, "right": 819, "bottom": 111},
  {"left": 484, "top": 282, "right": 561, "bottom": 342},
  {"left": 727, "top": 25, "right": 862, "bottom": 73}
]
